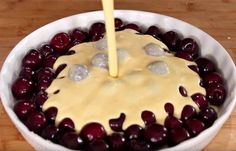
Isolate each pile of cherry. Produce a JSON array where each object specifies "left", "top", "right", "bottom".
[{"left": 11, "top": 18, "right": 226, "bottom": 151}]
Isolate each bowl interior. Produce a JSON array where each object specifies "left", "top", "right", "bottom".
[{"left": 0, "top": 10, "right": 236, "bottom": 151}]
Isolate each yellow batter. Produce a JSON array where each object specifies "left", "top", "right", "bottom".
[{"left": 43, "top": 29, "right": 205, "bottom": 132}]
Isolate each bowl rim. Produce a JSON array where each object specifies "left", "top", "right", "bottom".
[{"left": 0, "top": 10, "right": 236, "bottom": 151}]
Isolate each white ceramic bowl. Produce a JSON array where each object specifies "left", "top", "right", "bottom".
[{"left": 0, "top": 10, "right": 236, "bottom": 151}]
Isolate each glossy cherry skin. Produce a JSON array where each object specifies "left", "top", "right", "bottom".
[
  {"left": 164, "top": 103, "right": 174, "bottom": 116},
  {"left": 13, "top": 100, "right": 35, "bottom": 121},
  {"left": 66, "top": 50, "right": 76, "bottom": 55},
  {"left": 58, "top": 118, "right": 75, "bottom": 132},
  {"left": 141, "top": 110, "right": 156, "bottom": 126},
  {"left": 125, "top": 23, "right": 141, "bottom": 32},
  {"left": 11, "top": 77, "right": 34, "bottom": 99},
  {"left": 181, "top": 105, "right": 197, "bottom": 121},
  {"left": 178, "top": 38, "right": 199, "bottom": 59},
  {"left": 80, "top": 122, "right": 107, "bottom": 142},
  {"left": 26, "top": 111, "right": 47, "bottom": 134},
  {"left": 39, "top": 44, "right": 54, "bottom": 58},
  {"left": 203, "top": 72, "right": 223, "bottom": 87},
  {"left": 162, "top": 31, "right": 180, "bottom": 51},
  {"left": 127, "top": 139, "right": 151, "bottom": 151},
  {"left": 124, "top": 124, "right": 144, "bottom": 140},
  {"left": 87, "top": 139, "right": 109, "bottom": 151},
  {"left": 70, "top": 28, "right": 88, "bottom": 44},
  {"left": 37, "top": 79, "right": 52, "bottom": 92},
  {"left": 164, "top": 116, "right": 183, "bottom": 130},
  {"left": 179, "top": 86, "right": 188, "bottom": 97},
  {"left": 198, "top": 107, "right": 217, "bottom": 127},
  {"left": 191, "top": 93, "right": 208, "bottom": 110},
  {"left": 115, "top": 18, "right": 125, "bottom": 31},
  {"left": 55, "top": 64, "right": 67, "bottom": 77},
  {"left": 91, "top": 34, "right": 104, "bottom": 41},
  {"left": 109, "top": 113, "right": 126, "bottom": 132},
  {"left": 43, "top": 55, "right": 57, "bottom": 68},
  {"left": 175, "top": 51, "right": 194, "bottom": 61},
  {"left": 145, "top": 26, "right": 162, "bottom": 40},
  {"left": 59, "top": 132, "right": 84, "bottom": 150},
  {"left": 188, "top": 65, "right": 200, "bottom": 74},
  {"left": 196, "top": 58, "right": 216, "bottom": 76},
  {"left": 89, "top": 22, "right": 105, "bottom": 38},
  {"left": 22, "top": 49, "right": 43, "bottom": 70},
  {"left": 34, "top": 90, "right": 48, "bottom": 110},
  {"left": 168, "top": 127, "right": 190, "bottom": 146},
  {"left": 206, "top": 84, "right": 226, "bottom": 106},
  {"left": 144, "top": 123, "right": 168, "bottom": 148},
  {"left": 19, "top": 67, "right": 35, "bottom": 80},
  {"left": 44, "top": 107, "right": 58, "bottom": 124},
  {"left": 36, "top": 67, "right": 55, "bottom": 81},
  {"left": 41, "top": 124, "right": 59, "bottom": 141},
  {"left": 184, "top": 118, "right": 205, "bottom": 137},
  {"left": 107, "top": 133, "right": 126, "bottom": 151},
  {"left": 50, "top": 32, "right": 71, "bottom": 53}
]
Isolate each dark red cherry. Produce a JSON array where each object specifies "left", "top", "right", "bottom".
[
  {"left": 50, "top": 32, "right": 71, "bottom": 52},
  {"left": 87, "top": 139, "right": 109, "bottom": 151},
  {"left": 109, "top": 113, "right": 126, "bottom": 132},
  {"left": 91, "top": 34, "right": 104, "bottom": 41},
  {"left": 206, "top": 84, "right": 226, "bottom": 106},
  {"left": 70, "top": 28, "right": 88, "bottom": 44},
  {"left": 13, "top": 100, "right": 35, "bottom": 121},
  {"left": 145, "top": 26, "right": 162, "bottom": 40},
  {"left": 164, "top": 103, "right": 174, "bottom": 116},
  {"left": 80, "top": 122, "right": 107, "bottom": 142},
  {"left": 59, "top": 118, "right": 75, "bottom": 132},
  {"left": 55, "top": 64, "right": 67, "bottom": 77},
  {"left": 200, "top": 80, "right": 204, "bottom": 87},
  {"left": 144, "top": 123, "right": 168, "bottom": 148},
  {"left": 108, "top": 133, "right": 126, "bottom": 151},
  {"left": 168, "top": 127, "right": 190, "bottom": 146},
  {"left": 191, "top": 93, "right": 208, "bottom": 110},
  {"left": 175, "top": 51, "right": 194, "bottom": 61},
  {"left": 162, "top": 31, "right": 180, "bottom": 51},
  {"left": 36, "top": 67, "right": 55, "bottom": 81},
  {"left": 164, "top": 116, "right": 183, "bottom": 129},
  {"left": 22, "top": 49, "right": 43, "bottom": 70},
  {"left": 125, "top": 124, "right": 143, "bottom": 140},
  {"left": 115, "top": 18, "right": 124, "bottom": 31},
  {"left": 141, "top": 110, "right": 156, "bottom": 126},
  {"left": 179, "top": 86, "right": 188, "bottom": 97},
  {"left": 44, "top": 107, "right": 57, "bottom": 124},
  {"left": 11, "top": 77, "right": 34, "bottom": 99},
  {"left": 66, "top": 50, "right": 76, "bottom": 55},
  {"left": 188, "top": 65, "right": 200, "bottom": 74},
  {"left": 70, "top": 40, "right": 81, "bottom": 47},
  {"left": 43, "top": 55, "right": 57, "bottom": 68},
  {"left": 185, "top": 119, "right": 205, "bottom": 137},
  {"left": 196, "top": 58, "right": 216, "bottom": 76},
  {"left": 89, "top": 22, "right": 105, "bottom": 37},
  {"left": 41, "top": 124, "right": 59, "bottom": 141},
  {"left": 37, "top": 79, "right": 52, "bottom": 91},
  {"left": 34, "top": 91, "right": 48, "bottom": 110},
  {"left": 181, "top": 105, "right": 196, "bottom": 121},
  {"left": 203, "top": 72, "right": 223, "bottom": 87},
  {"left": 198, "top": 107, "right": 217, "bottom": 127},
  {"left": 26, "top": 111, "right": 47, "bottom": 134},
  {"left": 127, "top": 139, "right": 151, "bottom": 151},
  {"left": 39, "top": 44, "right": 54, "bottom": 58},
  {"left": 125, "top": 23, "right": 141, "bottom": 32},
  {"left": 19, "top": 67, "right": 35, "bottom": 80},
  {"left": 59, "top": 132, "right": 84, "bottom": 150},
  {"left": 178, "top": 38, "right": 199, "bottom": 59}
]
